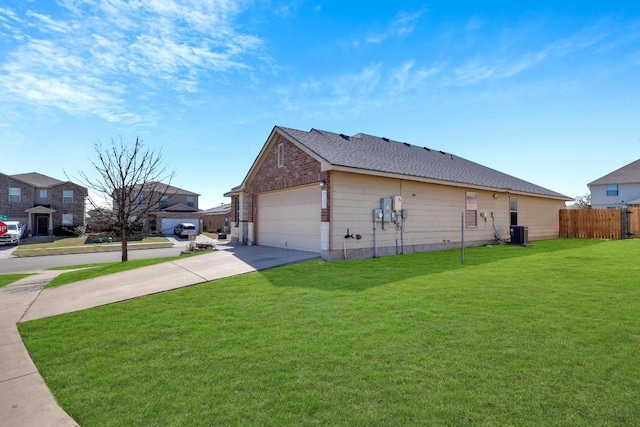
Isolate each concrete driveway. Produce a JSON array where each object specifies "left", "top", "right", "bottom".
[{"left": 0, "top": 243, "right": 319, "bottom": 427}]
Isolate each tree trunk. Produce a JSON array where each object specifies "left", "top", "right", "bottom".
[{"left": 121, "top": 226, "right": 128, "bottom": 262}]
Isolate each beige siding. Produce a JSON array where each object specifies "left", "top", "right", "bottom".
[
  {"left": 516, "top": 196, "right": 564, "bottom": 239},
  {"left": 329, "top": 171, "right": 561, "bottom": 253}
]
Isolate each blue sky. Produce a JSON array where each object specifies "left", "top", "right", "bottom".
[{"left": 1, "top": 1, "right": 639, "bottom": 208}]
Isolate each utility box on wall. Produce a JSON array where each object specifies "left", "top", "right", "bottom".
[
  {"left": 380, "top": 198, "right": 392, "bottom": 222},
  {"left": 372, "top": 208, "right": 383, "bottom": 222},
  {"left": 393, "top": 196, "right": 402, "bottom": 211}
]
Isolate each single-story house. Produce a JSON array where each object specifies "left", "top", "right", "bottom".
[
  {"left": 225, "top": 126, "right": 571, "bottom": 260},
  {"left": 588, "top": 159, "right": 640, "bottom": 209},
  {"left": 202, "top": 204, "right": 231, "bottom": 233}
]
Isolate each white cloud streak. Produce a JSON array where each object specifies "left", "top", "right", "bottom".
[
  {"left": 0, "top": 0, "right": 263, "bottom": 122},
  {"left": 366, "top": 7, "right": 426, "bottom": 44}
]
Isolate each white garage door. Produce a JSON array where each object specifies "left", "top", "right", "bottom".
[
  {"left": 160, "top": 218, "right": 200, "bottom": 235},
  {"left": 257, "top": 186, "right": 321, "bottom": 253}
]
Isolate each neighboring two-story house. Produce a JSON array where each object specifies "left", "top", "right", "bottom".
[
  {"left": 0, "top": 172, "right": 88, "bottom": 236},
  {"left": 588, "top": 159, "right": 640, "bottom": 209},
  {"left": 112, "top": 181, "right": 202, "bottom": 235}
]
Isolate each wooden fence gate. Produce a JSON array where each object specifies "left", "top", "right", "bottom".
[{"left": 559, "top": 208, "right": 640, "bottom": 239}]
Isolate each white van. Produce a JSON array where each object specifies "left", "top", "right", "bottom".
[{"left": 0, "top": 221, "right": 26, "bottom": 245}]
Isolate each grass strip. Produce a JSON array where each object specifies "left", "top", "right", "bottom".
[{"left": 0, "top": 273, "right": 35, "bottom": 288}]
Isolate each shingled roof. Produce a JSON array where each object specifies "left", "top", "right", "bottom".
[
  {"left": 588, "top": 159, "right": 640, "bottom": 186},
  {"left": 9, "top": 172, "right": 64, "bottom": 187},
  {"left": 275, "top": 126, "right": 569, "bottom": 200}
]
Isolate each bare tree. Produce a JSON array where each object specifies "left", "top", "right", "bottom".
[
  {"left": 573, "top": 193, "right": 591, "bottom": 209},
  {"left": 74, "top": 137, "right": 175, "bottom": 261}
]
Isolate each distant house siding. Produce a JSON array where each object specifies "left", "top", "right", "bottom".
[
  {"left": 203, "top": 213, "right": 230, "bottom": 232},
  {"left": 0, "top": 176, "right": 34, "bottom": 223},
  {"left": 50, "top": 183, "right": 87, "bottom": 228},
  {"left": 590, "top": 183, "right": 640, "bottom": 209}
]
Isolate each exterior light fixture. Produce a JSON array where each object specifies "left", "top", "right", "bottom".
[{"left": 319, "top": 180, "right": 326, "bottom": 187}]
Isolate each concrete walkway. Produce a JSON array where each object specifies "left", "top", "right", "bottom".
[{"left": 0, "top": 243, "right": 318, "bottom": 427}]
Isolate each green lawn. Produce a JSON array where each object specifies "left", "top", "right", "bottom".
[{"left": 19, "top": 239, "right": 640, "bottom": 426}]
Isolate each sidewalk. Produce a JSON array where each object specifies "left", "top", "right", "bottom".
[{"left": 0, "top": 243, "right": 319, "bottom": 427}]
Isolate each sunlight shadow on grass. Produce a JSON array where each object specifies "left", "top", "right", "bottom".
[{"left": 260, "top": 239, "right": 608, "bottom": 292}]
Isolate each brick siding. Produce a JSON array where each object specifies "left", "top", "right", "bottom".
[{"left": 245, "top": 133, "right": 329, "bottom": 222}]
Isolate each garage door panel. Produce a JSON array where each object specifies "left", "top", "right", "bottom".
[{"left": 257, "top": 187, "right": 320, "bottom": 253}]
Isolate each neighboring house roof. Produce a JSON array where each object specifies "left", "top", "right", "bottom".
[
  {"left": 234, "top": 126, "right": 570, "bottom": 200},
  {"left": 8, "top": 172, "right": 64, "bottom": 187},
  {"left": 202, "top": 204, "right": 231, "bottom": 215},
  {"left": 588, "top": 159, "right": 640, "bottom": 186},
  {"left": 136, "top": 181, "right": 200, "bottom": 196}
]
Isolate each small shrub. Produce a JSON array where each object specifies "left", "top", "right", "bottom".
[{"left": 53, "top": 225, "right": 84, "bottom": 237}]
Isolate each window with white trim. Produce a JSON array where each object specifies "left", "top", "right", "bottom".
[
  {"left": 510, "top": 197, "right": 518, "bottom": 226},
  {"left": 62, "top": 214, "right": 73, "bottom": 226},
  {"left": 465, "top": 192, "right": 478, "bottom": 227},
  {"left": 606, "top": 184, "right": 619, "bottom": 197},
  {"left": 63, "top": 190, "right": 73, "bottom": 203},
  {"left": 9, "top": 187, "right": 21, "bottom": 202}
]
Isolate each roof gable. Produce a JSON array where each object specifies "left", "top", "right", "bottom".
[
  {"left": 273, "top": 126, "right": 569, "bottom": 200},
  {"left": 588, "top": 159, "right": 640, "bottom": 186}
]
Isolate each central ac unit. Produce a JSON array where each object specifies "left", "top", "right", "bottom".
[{"left": 510, "top": 225, "right": 529, "bottom": 245}]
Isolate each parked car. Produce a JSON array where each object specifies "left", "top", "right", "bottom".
[
  {"left": 173, "top": 223, "right": 198, "bottom": 238},
  {"left": 0, "top": 221, "right": 26, "bottom": 246}
]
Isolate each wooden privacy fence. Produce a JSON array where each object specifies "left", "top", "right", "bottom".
[{"left": 559, "top": 208, "right": 640, "bottom": 239}]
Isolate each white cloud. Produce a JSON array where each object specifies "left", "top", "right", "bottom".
[
  {"left": 0, "top": 0, "right": 263, "bottom": 122},
  {"left": 26, "top": 10, "right": 70, "bottom": 33},
  {"left": 278, "top": 60, "right": 439, "bottom": 117},
  {"left": 366, "top": 7, "right": 426, "bottom": 44},
  {"left": 445, "top": 19, "right": 620, "bottom": 87}
]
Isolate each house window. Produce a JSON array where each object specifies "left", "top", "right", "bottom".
[
  {"left": 9, "top": 187, "right": 21, "bottom": 202},
  {"left": 63, "top": 190, "right": 73, "bottom": 203},
  {"left": 606, "top": 184, "right": 619, "bottom": 197},
  {"left": 160, "top": 195, "right": 169, "bottom": 208},
  {"left": 465, "top": 192, "right": 478, "bottom": 227},
  {"left": 62, "top": 214, "right": 73, "bottom": 226},
  {"left": 277, "top": 142, "right": 284, "bottom": 168},
  {"left": 510, "top": 197, "right": 518, "bottom": 226},
  {"left": 187, "top": 196, "right": 194, "bottom": 208},
  {"left": 40, "top": 189, "right": 48, "bottom": 199},
  {"left": 134, "top": 194, "right": 145, "bottom": 204}
]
